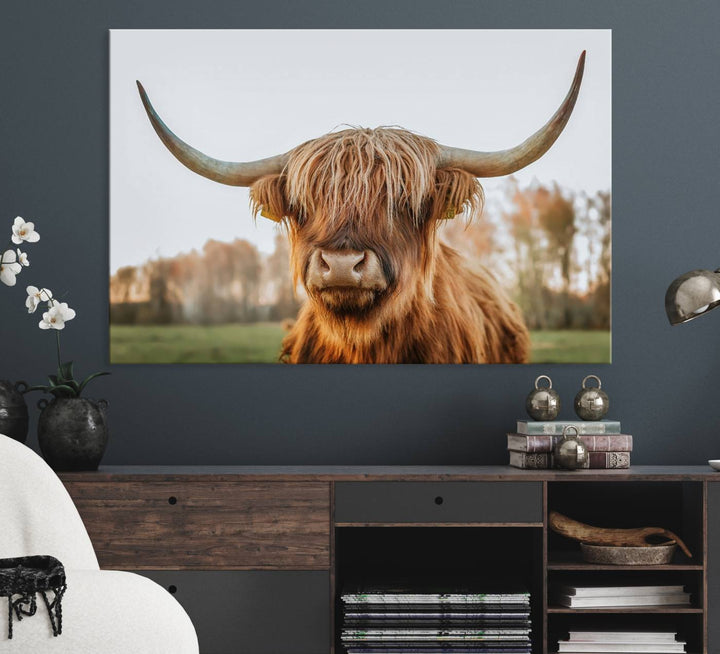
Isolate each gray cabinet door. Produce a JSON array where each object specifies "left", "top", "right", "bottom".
[
  {"left": 335, "top": 481, "right": 542, "bottom": 524},
  {"left": 137, "top": 570, "right": 330, "bottom": 654},
  {"left": 709, "top": 483, "right": 720, "bottom": 654}
]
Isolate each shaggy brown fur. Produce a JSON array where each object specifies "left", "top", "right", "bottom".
[{"left": 249, "top": 127, "right": 530, "bottom": 364}]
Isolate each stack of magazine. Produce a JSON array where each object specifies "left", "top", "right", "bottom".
[
  {"left": 340, "top": 585, "right": 532, "bottom": 653},
  {"left": 556, "top": 631, "right": 686, "bottom": 653},
  {"left": 551, "top": 584, "right": 691, "bottom": 608}
]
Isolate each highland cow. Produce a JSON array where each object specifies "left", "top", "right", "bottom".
[{"left": 137, "top": 52, "right": 585, "bottom": 363}]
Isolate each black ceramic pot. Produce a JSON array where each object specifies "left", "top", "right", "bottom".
[
  {"left": 0, "top": 380, "right": 29, "bottom": 443},
  {"left": 37, "top": 397, "right": 109, "bottom": 471}
]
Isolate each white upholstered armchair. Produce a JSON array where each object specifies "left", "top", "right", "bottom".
[{"left": 0, "top": 434, "right": 199, "bottom": 653}]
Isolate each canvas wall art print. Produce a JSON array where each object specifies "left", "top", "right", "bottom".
[{"left": 109, "top": 29, "right": 611, "bottom": 364}]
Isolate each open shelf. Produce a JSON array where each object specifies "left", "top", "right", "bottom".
[
  {"left": 546, "top": 610, "right": 704, "bottom": 653},
  {"left": 335, "top": 526, "right": 542, "bottom": 653},
  {"left": 547, "top": 481, "right": 705, "bottom": 563},
  {"left": 544, "top": 480, "right": 706, "bottom": 654}
]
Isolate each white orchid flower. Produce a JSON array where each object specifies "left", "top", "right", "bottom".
[
  {"left": 16, "top": 249, "right": 29, "bottom": 266},
  {"left": 11, "top": 217, "right": 40, "bottom": 245},
  {"left": 0, "top": 249, "right": 22, "bottom": 286},
  {"left": 25, "top": 286, "right": 53, "bottom": 313},
  {"left": 39, "top": 302, "right": 76, "bottom": 330}
]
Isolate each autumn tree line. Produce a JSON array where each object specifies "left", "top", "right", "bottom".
[
  {"left": 443, "top": 179, "right": 611, "bottom": 331},
  {"left": 110, "top": 179, "right": 611, "bottom": 330},
  {"left": 110, "top": 233, "right": 300, "bottom": 325}
]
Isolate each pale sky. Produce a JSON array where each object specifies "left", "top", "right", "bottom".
[{"left": 110, "top": 29, "right": 611, "bottom": 273}]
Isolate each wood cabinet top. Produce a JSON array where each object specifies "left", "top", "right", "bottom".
[{"left": 58, "top": 465, "right": 720, "bottom": 483}]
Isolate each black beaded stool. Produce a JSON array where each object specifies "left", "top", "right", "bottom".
[{"left": 0, "top": 555, "right": 66, "bottom": 639}]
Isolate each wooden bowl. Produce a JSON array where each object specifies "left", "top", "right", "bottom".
[{"left": 580, "top": 542, "right": 677, "bottom": 565}]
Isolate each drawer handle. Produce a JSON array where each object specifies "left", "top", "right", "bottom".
[
  {"left": 434, "top": 496, "right": 444, "bottom": 505},
  {"left": 168, "top": 585, "right": 177, "bottom": 594},
  {"left": 168, "top": 496, "right": 178, "bottom": 505}
]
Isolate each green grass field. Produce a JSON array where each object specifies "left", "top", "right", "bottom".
[
  {"left": 110, "top": 323, "right": 287, "bottom": 364},
  {"left": 110, "top": 323, "right": 610, "bottom": 364},
  {"left": 529, "top": 330, "right": 610, "bottom": 364}
]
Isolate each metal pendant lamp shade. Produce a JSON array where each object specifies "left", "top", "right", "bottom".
[{"left": 665, "top": 269, "right": 720, "bottom": 325}]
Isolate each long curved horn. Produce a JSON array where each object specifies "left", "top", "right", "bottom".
[
  {"left": 437, "top": 51, "right": 586, "bottom": 178},
  {"left": 136, "top": 81, "right": 289, "bottom": 187}
]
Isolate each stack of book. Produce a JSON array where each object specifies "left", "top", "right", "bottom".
[
  {"left": 507, "top": 420, "right": 632, "bottom": 469},
  {"left": 557, "top": 630, "right": 687, "bottom": 653},
  {"left": 340, "top": 585, "right": 532, "bottom": 653},
  {"left": 551, "top": 584, "right": 691, "bottom": 609}
]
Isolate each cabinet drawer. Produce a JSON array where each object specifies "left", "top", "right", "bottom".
[
  {"left": 137, "top": 570, "right": 330, "bottom": 654},
  {"left": 65, "top": 481, "right": 330, "bottom": 569},
  {"left": 334, "top": 481, "right": 542, "bottom": 524}
]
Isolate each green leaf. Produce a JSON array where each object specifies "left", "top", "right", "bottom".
[
  {"left": 25, "top": 384, "right": 51, "bottom": 394},
  {"left": 48, "top": 374, "right": 78, "bottom": 393},
  {"left": 78, "top": 371, "right": 110, "bottom": 396},
  {"left": 58, "top": 361, "right": 74, "bottom": 383},
  {"left": 49, "top": 384, "right": 78, "bottom": 398}
]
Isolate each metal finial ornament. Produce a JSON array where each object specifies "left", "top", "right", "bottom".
[
  {"left": 574, "top": 374, "right": 609, "bottom": 421},
  {"left": 525, "top": 375, "right": 561, "bottom": 421},
  {"left": 554, "top": 425, "right": 589, "bottom": 470}
]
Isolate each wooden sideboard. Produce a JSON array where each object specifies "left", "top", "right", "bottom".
[{"left": 60, "top": 466, "right": 720, "bottom": 654}]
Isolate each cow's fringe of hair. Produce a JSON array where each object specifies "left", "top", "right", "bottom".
[
  {"left": 249, "top": 130, "right": 486, "bottom": 227},
  {"left": 285, "top": 127, "right": 441, "bottom": 227}
]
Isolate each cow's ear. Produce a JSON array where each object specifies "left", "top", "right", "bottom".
[
  {"left": 249, "top": 175, "right": 290, "bottom": 223},
  {"left": 260, "top": 206, "right": 282, "bottom": 223},
  {"left": 433, "top": 169, "right": 484, "bottom": 221},
  {"left": 442, "top": 205, "right": 461, "bottom": 221}
]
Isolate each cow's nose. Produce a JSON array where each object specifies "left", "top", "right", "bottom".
[
  {"left": 306, "top": 248, "right": 386, "bottom": 290},
  {"left": 318, "top": 250, "right": 367, "bottom": 286}
]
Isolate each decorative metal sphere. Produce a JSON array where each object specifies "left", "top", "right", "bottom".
[
  {"left": 525, "top": 375, "right": 561, "bottom": 421},
  {"left": 554, "top": 426, "right": 589, "bottom": 470},
  {"left": 574, "top": 374, "right": 609, "bottom": 421}
]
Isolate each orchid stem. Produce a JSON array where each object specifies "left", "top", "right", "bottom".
[{"left": 56, "top": 330, "right": 62, "bottom": 370}]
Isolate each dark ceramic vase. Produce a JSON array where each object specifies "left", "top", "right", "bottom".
[
  {"left": 37, "top": 397, "right": 109, "bottom": 471},
  {"left": 0, "top": 380, "right": 29, "bottom": 443}
]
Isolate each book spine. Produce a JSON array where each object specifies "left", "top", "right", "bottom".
[
  {"left": 507, "top": 434, "right": 633, "bottom": 453},
  {"left": 507, "top": 434, "right": 553, "bottom": 453},
  {"left": 581, "top": 451, "right": 631, "bottom": 469},
  {"left": 517, "top": 420, "right": 621, "bottom": 435},
  {"left": 550, "top": 452, "right": 630, "bottom": 469},
  {"left": 510, "top": 451, "right": 630, "bottom": 469},
  {"left": 509, "top": 451, "right": 550, "bottom": 469}
]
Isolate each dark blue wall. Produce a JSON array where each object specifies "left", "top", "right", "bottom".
[{"left": 2, "top": 1, "right": 719, "bottom": 465}]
